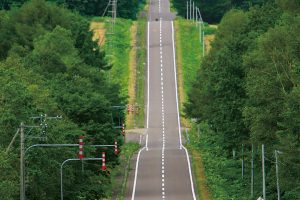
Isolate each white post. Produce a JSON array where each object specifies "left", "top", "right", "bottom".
[
  {"left": 20, "top": 123, "right": 25, "bottom": 200},
  {"left": 189, "top": 0, "right": 192, "bottom": 20},
  {"left": 195, "top": 7, "right": 198, "bottom": 27},
  {"left": 275, "top": 150, "right": 281, "bottom": 200},
  {"left": 262, "top": 144, "right": 266, "bottom": 200},
  {"left": 186, "top": 1, "right": 189, "bottom": 20},
  {"left": 251, "top": 144, "right": 254, "bottom": 197},
  {"left": 192, "top": 1, "right": 195, "bottom": 22},
  {"left": 242, "top": 144, "right": 244, "bottom": 179},
  {"left": 202, "top": 30, "right": 205, "bottom": 57},
  {"left": 199, "top": 21, "right": 202, "bottom": 44}
]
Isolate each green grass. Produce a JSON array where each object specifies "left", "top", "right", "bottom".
[
  {"left": 107, "top": 18, "right": 133, "bottom": 98},
  {"left": 93, "top": 17, "right": 133, "bottom": 98},
  {"left": 176, "top": 18, "right": 217, "bottom": 98},
  {"left": 176, "top": 18, "right": 217, "bottom": 199},
  {"left": 176, "top": 18, "right": 203, "bottom": 97},
  {"left": 92, "top": 13, "right": 146, "bottom": 128},
  {"left": 134, "top": 17, "right": 146, "bottom": 128},
  {"left": 110, "top": 142, "right": 140, "bottom": 199}
]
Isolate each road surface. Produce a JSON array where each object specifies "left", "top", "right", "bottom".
[{"left": 127, "top": 0, "right": 196, "bottom": 199}]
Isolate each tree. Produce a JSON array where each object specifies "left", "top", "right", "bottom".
[
  {"left": 173, "top": 0, "right": 266, "bottom": 23},
  {"left": 0, "top": 0, "right": 124, "bottom": 198}
]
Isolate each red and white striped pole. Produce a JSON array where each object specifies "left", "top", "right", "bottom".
[
  {"left": 114, "top": 140, "right": 119, "bottom": 155},
  {"left": 79, "top": 136, "right": 84, "bottom": 160},
  {"left": 101, "top": 152, "right": 107, "bottom": 171},
  {"left": 122, "top": 123, "right": 126, "bottom": 143},
  {"left": 122, "top": 123, "right": 125, "bottom": 136}
]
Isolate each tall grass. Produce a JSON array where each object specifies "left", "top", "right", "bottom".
[
  {"left": 176, "top": 18, "right": 203, "bottom": 98},
  {"left": 134, "top": 17, "right": 146, "bottom": 128}
]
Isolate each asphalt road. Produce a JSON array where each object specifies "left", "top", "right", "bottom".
[{"left": 126, "top": 0, "right": 196, "bottom": 199}]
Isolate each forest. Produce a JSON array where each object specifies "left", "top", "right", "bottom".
[
  {"left": 1, "top": 0, "right": 300, "bottom": 199},
  {"left": 173, "top": 0, "right": 266, "bottom": 23},
  {"left": 185, "top": 0, "right": 300, "bottom": 199},
  {"left": 0, "top": 0, "right": 143, "bottom": 199},
  {"left": 1, "top": 0, "right": 141, "bottom": 19}
]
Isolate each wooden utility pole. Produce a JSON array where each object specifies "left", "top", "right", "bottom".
[
  {"left": 20, "top": 122, "right": 25, "bottom": 200},
  {"left": 242, "top": 144, "right": 244, "bottom": 179},
  {"left": 275, "top": 150, "right": 281, "bottom": 200},
  {"left": 262, "top": 144, "right": 266, "bottom": 200},
  {"left": 251, "top": 144, "right": 254, "bottom": 197}
]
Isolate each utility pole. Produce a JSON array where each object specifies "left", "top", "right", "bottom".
[
  {"left": 20, "top": 114, "right": 62, "bottom": 200},
  {"left": 20, "top": 122, "right": 25, "bottom": 200},
  {"left": 202, "top": 31, "right": 205, "bottom": 57},
  {"left": 186, "top": 1, "right": 189, "bottom": 20},
  {"left": 242, "top": 144, "right": 244, "bottom": 179},
  {"left": 195, "top": 7, "right": 198, "bottom": 26},
  {"left": 189, "top": 0, "right": 192, "bottom": 21},
  {"left": 192, "top": 1, "right": 195, "bottom": 22},
  {"left": 275, "top": 150, "right": 281, "bottom": 200},
  {"left": 198, "top": 8, "right": 202, "bottom": 44},
  {"left": 251, "top": 144, "right": 254, "bottom": 198},
  {"left": 107, "top": 0, "right": 117, "bottom": 55},
  {"left": 262, "top": 144, "right": 266, "bottom": 200}
]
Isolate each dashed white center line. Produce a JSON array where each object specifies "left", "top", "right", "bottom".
[{"left": 159, "top": 17, "right": 166, "bottom": 200}]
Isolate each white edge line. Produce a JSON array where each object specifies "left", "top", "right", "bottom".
[
  {"left": 131, "top": 21, "right": 150, "bottom": 200},
  {"left": 146, "top": 21, "right": 150, "bottom": 129},
  {"left": 182, "top": 145, "right": 197, "bottom": 200},
  {"left": 171, "top": 21, "right": 183, "bottom": 149},
  {"left": 131, "top": 147, "right": 146, "bottom": 200},
  {"left": 171, "top": 21, "right": 197, "bottom": 200}
]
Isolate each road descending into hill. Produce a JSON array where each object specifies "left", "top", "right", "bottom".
[{"left": 127, "top": 0, "right": 196, "bottom": 199}]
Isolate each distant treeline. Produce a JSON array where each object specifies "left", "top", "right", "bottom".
[
  {"left": 1, "top": 0, "right": 144, "bottom": 19},
  {"left": 186, "top": 0, "right": 300, "bottom": 199},
  {"left": 173, "top": 0, "right": 266, "bottom": 23},
  {"left": 0, "top": 0, "right": 126, "bottom": 199}
]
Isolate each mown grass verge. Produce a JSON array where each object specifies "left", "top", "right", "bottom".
[
  {"left": 175, "top": 18, "right": 205, "bottom": 127},
  {"left": 175, "top": 18, "right": 217, "bottom": 103},
  {"left": 133, "top": 16, "right": 147, "bottom": 128},
  {"left": 175, "top": 17, "right": 216, "bottom": 199},
  {"left": 92, "top": 17, "right": 133, "bottom": 98},
  {"left": 110, "top": 142, "right": 140, "bottom": 200}
]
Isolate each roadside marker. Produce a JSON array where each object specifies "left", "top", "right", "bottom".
[
  {"left": 114, "top": 140, "right": 119, "bottom": 155},
  {"left": 78, "top": 136, "right": 84, "bottom": 160},
  {"left": 101, "top": 152, "right": 107, "bottom": 171}
]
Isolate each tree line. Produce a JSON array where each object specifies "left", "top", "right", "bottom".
[
  {"left": 185, "top": 0, "right": 300, "bottom": 199},
  {"left": 1, "top": 0, "right": 143, "bottom": 19},
  {"left": 0, "top": 0, "right": 126, "bottom": 199},
  {"left": 173, "top": 0, "right": 266, "bottom": 23}
]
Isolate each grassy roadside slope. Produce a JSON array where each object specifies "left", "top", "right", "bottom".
[
  {"left": 91, "top": 17, "right": 133, "bottom": 99},
  {"left": 175, "top": 18, "right": 203, "bottom": 101},
  {"left": 90, "top": 17, "right": 140, "bottom": 199},
  {"left": 175, "top": 17, "right": 216, "bottom": 200},
  {"left": 133, "top": 17, "right": 147, "bottom": 128}
]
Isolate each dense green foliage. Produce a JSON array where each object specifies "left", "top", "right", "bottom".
[
  {"left": 188, "top": 122, "right": 250, "bottom": 200},
  {"left": 0, "top": 0, "right": 126, "bottom": 199},
  {"left": 1, "top": 0, "right": 143, "bottom": 19},
  {"left": 186, "top": 0, "right": 300, "bottom": 199},
  {"left": 173, "top": 0, "right": 266, "bottom": 23}
]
